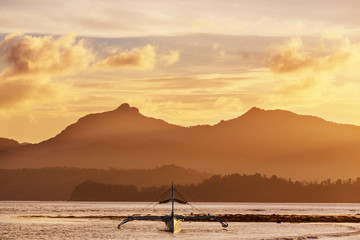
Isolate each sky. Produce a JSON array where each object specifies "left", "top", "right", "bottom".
[{"left": 1, "top": 0, "right": 360, "bottom": 143}]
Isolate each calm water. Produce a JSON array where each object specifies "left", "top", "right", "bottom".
[{"left": 1, "top": 201, "right": 360, "bottom": 240}]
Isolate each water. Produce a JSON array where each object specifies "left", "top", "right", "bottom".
[{"left": 1, "top": 201, "right": 360, "bottom": 240}]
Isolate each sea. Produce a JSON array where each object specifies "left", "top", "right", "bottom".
[{"left": 1, "top": 201, "right": 360, "bottom": 240}]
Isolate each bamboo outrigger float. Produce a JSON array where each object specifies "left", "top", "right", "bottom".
[{"left": 117, "top": 182, "right": 228, "bottom": 233}]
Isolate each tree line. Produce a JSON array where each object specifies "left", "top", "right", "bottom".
[{"left": 70, "top": 173, "right": 360, "bottom": 202}]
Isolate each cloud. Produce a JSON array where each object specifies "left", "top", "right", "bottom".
[
  {"left": 0, "top": 33, "right": 93, "bottom": 77},
  {"left": 266, "top": 36, "right": 360, "bottom": 95},
  {"left": 265, "top": 36, "right": 360, "bottom": 107},
  {"left": 159, "top": 50, "right": 180, "bottom": 66},
  {"left": 0, "top": 33, "right": 180, "bottom": 110},
  {"left": 93, "top": 45, "right": 157, "bottom": 70},
  {"left": 267, "top": 38, "right": 313, "bottom": 73},
  {"left": 0, "top": 33, "right": 92, "bottom": 109},
  {"left": 267, "top": 37, "right": 357, "bottom": 74}
]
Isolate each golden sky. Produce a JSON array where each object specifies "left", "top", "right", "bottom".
[{"left": 1, "top": 0, "right": 360, "bottom": 143}]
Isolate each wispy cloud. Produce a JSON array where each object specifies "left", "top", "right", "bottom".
[
  {"left": 0, "top": 78, "right": 53, "bottom": 108},
  {"left": 2, "top": 0, "right": 360, "bottom": 37},
  {"left": 159, "top": 50, "right": 180, "bottom": 66}
]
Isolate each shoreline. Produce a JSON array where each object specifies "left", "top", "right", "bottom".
[{"left": 24, "top": 214, "right": 360, "bottom": 223}]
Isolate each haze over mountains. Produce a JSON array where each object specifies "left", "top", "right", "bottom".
[{"left": 1, "top": 103, "right": 360, "bottom": 180}]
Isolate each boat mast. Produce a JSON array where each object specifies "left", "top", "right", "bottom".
[{"left": 171, "top": 182, "right": 174, "bottom": 216}]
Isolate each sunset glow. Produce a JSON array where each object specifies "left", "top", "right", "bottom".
[{"left": 1, "top": 0, "right": 360, "bottom": 143}]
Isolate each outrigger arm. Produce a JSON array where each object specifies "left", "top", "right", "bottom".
[{"left": 117, "top": 214, "right": 228, "bottom": 229}]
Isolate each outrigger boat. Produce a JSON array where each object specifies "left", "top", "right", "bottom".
[{"left": 117, "top": 182, "right": 228, "bottom": 233}]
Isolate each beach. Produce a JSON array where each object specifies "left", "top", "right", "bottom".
[{"left": 2, "top": 201, "right": 360, "bottom": 239}]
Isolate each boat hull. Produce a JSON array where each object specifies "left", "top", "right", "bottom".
[{"left": 165, "top": 216, "right": 182, "bottom": 233}]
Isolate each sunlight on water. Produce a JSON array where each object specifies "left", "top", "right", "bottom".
[{"left": 1, "top": 201, "right": 360, "bottom": 239}]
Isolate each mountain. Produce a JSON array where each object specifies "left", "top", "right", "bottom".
[
  {"left": 45, "top": 103, "right": 184, "bottom": 147},
  {"left": 1, "top": 104, "right": 360, "bottom": 180}
]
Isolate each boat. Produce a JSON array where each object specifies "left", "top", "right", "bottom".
[{"left": 117, "top": 182, "right": 228, "bottom": 233}]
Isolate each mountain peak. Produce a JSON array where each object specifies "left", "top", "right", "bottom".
[
  {"left": 115, "top": 103, "right": 139, "bottom": 114},
  {"left": 243, "top": 106, "right": 266, "bottom": 116},
  {"left": 248, "top": 106, "right": 265, "bottom": 112}
]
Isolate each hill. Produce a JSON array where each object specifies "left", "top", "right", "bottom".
[
  {"left": 69, "top": 174, "right": 360, "bottom": 203},
  {"left": 1, "top": 104, "right": 360, "bottom": 180},
  {"left": 0, "top": 165, "right": 211, "bottom": 200},
  {"left": 0, "top": 137, "right": 20, "bottom": 151}
]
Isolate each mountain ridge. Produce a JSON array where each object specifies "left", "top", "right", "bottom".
[{"left": 1, "top": 104, "right": 360, "bottom": 181}]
